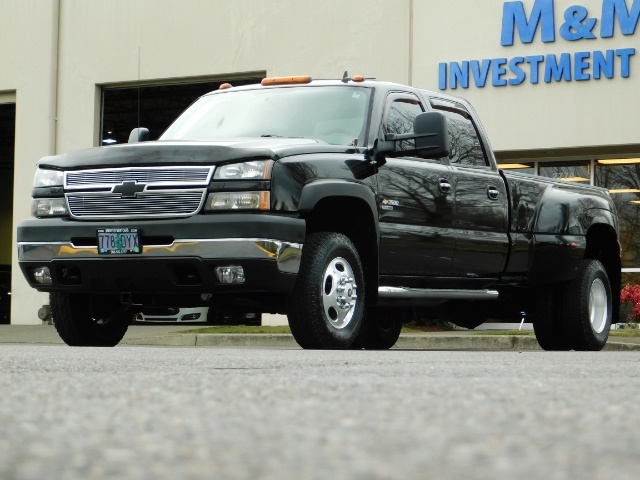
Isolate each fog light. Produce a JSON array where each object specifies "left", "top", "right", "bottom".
[
  {"left": 32, "top": 267, "right": 52, "bottom": 285},
  {"left": 215, "top": 266, "right": 245, "bottom": 284},
  {"left": 32, "top": 198, "right": 69, "bottom": 217}
]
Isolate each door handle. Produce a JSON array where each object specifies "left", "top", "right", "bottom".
[
  {"left": 439, "top": 178, "right": 452, "bottom": 194},
  {"left": 487, "top": 186, "right": 500, "bottom": 200}
]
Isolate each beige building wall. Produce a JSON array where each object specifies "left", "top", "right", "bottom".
[
  {"left": 2, "top": 0, "right": 412, "bottom": 324},
  {"left": 2, "top": 0, "right": 638, "bottom": 324},
  {"left": 55, "top": 0, "right": 412, "bottom": 154},
  {"left": 412, "top": 0, "right": 640, "bottom": 154},
  {"left": 1, "top": 0, "right": 61, "bottom": 324}
]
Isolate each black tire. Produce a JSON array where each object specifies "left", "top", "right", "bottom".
[
  {"left": 530, "top": 287, "right": 571, "bottom": 351},
  {"left": 352, "top": 307, "right": 407, "bottom": 350},
  {"left": 561, "top": 259, "right": 612, "bottom": 351},
  {"left": 51, "top": 292, "right": 130, "bottom": 347},
  {"left": 288, "top": 232, "right": 365, "bottom": 349}
]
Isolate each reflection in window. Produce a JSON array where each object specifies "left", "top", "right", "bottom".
[
  {"left": 385, "top": 100, "right": 423, "bottom": 151},
  {"left": 440, "top": 111, "right": 487, "bottom": 167},
  {"left": 498, "top": 162, "right": 535, "bottom": 175},
  {"left": 596, "top": 159, "right": 640, "bottom": 268},
  {"left": 539, "top": 160, "right": 590, "bottom": 183}
]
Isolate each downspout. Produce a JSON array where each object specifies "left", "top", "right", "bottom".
[
  {"left": 408, "top": 0, "right": 413, "bottom": 86},
  {"left": 49, "top": 0, "right": 61, "bottom": 155},
  {"left": 39, "top": 0, "right": 61, "bottom": 323}
]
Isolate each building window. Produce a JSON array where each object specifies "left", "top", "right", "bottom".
[
  {"left": 101, "top": 76, "right": 264, "bottom": 145},
  {"left": 596, "top": 158, "right": 640, "bottom": 269},
  {"left": 539, "top": 160, "right": 591, "bottom": 183},
  {"left": 496, "top": 162, "right": 535, "bottom": 175}
]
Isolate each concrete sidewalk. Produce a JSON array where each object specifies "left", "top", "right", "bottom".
[{"left": 1, "top": 324, "right": 640, "bottom": 350}]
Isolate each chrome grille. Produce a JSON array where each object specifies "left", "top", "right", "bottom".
[
  {"left": 66, "top": 166, "right": 212, "bottom": 188},
  {"left": 67, "top": 190, "right": 206, "bottom": 219}
]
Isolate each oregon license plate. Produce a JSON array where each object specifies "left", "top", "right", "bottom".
[{"left": 97, "top": 228, "right": 141, "bottom": 255}]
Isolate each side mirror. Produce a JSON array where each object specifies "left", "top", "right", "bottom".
[
  {"left": 413, "top": 112, "right": 450, "bottom": 159},
  {"left": 381, "top": 112, "right": 450, "bottom": 160},
  {"left": 128, "top": 127, "right": 150, "bottom": 143}
]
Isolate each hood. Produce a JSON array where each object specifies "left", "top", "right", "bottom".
[{"left": 38, "top": 138, "right": 363, "bottom": 170}]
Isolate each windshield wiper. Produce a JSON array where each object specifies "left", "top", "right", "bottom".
[{"left": 260, "top": 134, "right": 305, "bottom": 139}]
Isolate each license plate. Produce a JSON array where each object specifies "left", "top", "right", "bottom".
[{"left": 97, "top": 228, "right": 141, "bottom": 255}]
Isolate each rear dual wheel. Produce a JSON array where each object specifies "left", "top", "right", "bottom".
[
  {"left": 531, "top": 260, "right": 612, "bottom": 351},
  {"left": 561, "top": 260, "right": 612, "bottom": 351}
]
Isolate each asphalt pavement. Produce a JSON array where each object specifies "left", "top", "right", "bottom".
[
  {"left": 1, "top": 323, "right": 640, "bottom": 350},
  {"left": 2, "top": 346, "right": 640, "bottom": 479}
]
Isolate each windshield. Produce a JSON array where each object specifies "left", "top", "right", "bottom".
[{"left": 161, "top": 86, "right": 371, "bottom": 146}]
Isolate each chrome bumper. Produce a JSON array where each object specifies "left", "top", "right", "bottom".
[{"left": 17, "top": 238, "right": 303, "bottom": 274}]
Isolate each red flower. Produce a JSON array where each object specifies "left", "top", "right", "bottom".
[{"left": 620, "top": 284, "right": 640, "bottom": 320}]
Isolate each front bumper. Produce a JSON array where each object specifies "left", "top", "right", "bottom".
[{"left": 17, "top": 214, "right": 304, "bottom": 295}]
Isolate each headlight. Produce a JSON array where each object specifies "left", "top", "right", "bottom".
[
  {"left": 214, "top": 160, "right": 273, "bottom": 180},
  {"left": 204, "top": 192, "right": 270, "bottom": 211},
  {"left": 33, "top": 169, "right": 64, "bottom": 188},
  {"left": 32, "top": 198, "right": 69, "bottom": 217}
]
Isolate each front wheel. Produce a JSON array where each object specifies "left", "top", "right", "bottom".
[
  {"left": 288, "top": 232, "right": 365, "bottom": 349},
  {"left": 561, "top": 260, "right": 612, "bottom": 351},
  {"left": 51, "top": 292, "right": 131, "bottom": 346}
]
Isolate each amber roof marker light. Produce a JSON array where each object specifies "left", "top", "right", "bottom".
[
  {"left": 261, "top": 76, "right": 312, "bottom": 86},
  {"left": 341, "top": 71, "right": 366, "bottom": 83}
]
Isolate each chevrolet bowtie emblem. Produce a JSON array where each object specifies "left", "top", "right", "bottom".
[{"left": 112, "top": 181, "right": 146, "bottom": 198}]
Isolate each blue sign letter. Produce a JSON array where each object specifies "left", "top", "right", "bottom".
[
  {"left": 593, "top": 50, "right": 615, "bottom": 79},
  {"left": 544, "top": 53, "right": 572, "bottom": 82},
  {"left": 471, "top": 59, "right": 491, "bottom": 87},
  {"left": 501, "top": 0, "right": 556, "bottom": 46},
  {"left": 616, "top": 48, "right": 636, "bottom": 77},
  {"left": 439, "top": 63, "right": 448, "bottom": 90},
  {"left": 525, "top": 55, "right": 545, "bottom": 84},
  {"left": 601, "top": 0, "right": 640, "bottom": 37},
  {"left": 574, "top": 52, "right": 591, "bottom": 80},
  {"left": 492, "top": 58, "right": 508, "bottom": 86}
]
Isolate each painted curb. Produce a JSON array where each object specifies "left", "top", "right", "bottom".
[{"left": 118, "top": 334, "right": 640, "bottom": 351}]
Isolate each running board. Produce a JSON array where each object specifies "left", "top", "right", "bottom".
[{"left": 378, "top": 287, "right": 499, "bottom": 301}]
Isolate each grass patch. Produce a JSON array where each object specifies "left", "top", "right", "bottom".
[
  {"left": 176, "top": 325, "right": 640, "bottom": 337},
  {"left": 610, "top": 329, "right": 640, "bottom": 337},
  {"left": 475, "top": 329, "right": 640, "bottom": 337},
  {"left": 178, "top": 325, "right": 292, "bottom": 334},
  {"left": 178, "top": 324, "right": 449, "bottom": 335},
  {"left": 473, "top": 330, "right": 535, "bottom": 336}
]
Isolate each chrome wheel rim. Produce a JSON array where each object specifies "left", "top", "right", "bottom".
[
  {"left": 589, "top": 278, "right": 608, "bottom": 334},
  {"left": 321, "top": 257, "right": 358, "bottom": 329}
]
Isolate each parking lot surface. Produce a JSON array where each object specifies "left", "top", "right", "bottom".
[{"left": 1, "top": 345, "right": 639, "bottom": 479}]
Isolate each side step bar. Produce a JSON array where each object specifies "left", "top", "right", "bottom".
[{"left": 378, "top": 287, "right": 499, "bottom": 301}]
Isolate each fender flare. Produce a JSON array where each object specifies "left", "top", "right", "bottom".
[
  {"left": 298, "top": 179, "right": 380, "bottom": 302},
  {"left": 298, "top": 179, "right": 379, "bottom": 221}
]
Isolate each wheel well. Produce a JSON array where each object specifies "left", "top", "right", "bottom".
[
  {"left": 585, "top": 223, "right": 621, "bottom": 319},
  {"left": 304, "top": 196, "right": 378, "bottom": 303}
]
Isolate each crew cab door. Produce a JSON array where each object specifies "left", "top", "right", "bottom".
[
  {"left": 377, "top": 93, "right": 456, "bottom": 277},
  {"left": 433, "top": 103, "right": 509, "bottom": 277}
]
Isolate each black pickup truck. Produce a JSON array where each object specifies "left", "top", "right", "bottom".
[{"left": 17, "top": 75, "right": 620, "bottom": 350}]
